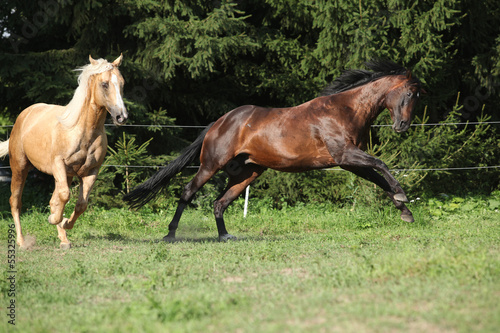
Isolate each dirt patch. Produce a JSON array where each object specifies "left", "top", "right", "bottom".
[
  {"left": 222, "top": 276, "right": 244, "bottom": 283},
  {"left": 20, "top": 234, "right": 36, "bottom": 250}
]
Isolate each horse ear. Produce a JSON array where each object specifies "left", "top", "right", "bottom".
[
  {"left": 406, "top": 69, "right": 412, "bottom": 80},
  {"left": 112, "top": 53, "right": 123, "bottom": 67},
  {"left": 89, "top": 55, "right": 98, "bottom": 66}
]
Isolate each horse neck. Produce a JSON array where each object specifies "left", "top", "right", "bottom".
[
  {"left": 74, "top": 88, "right": 108, "bottom": 135},
  {"left": 344, "top": 77, "right": 395, "bottom": 124}
]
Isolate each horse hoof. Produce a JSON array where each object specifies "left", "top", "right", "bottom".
[
  {"left": 61, "top": 218, "right": 73, "bottom": 230},
  {"left": 394, "top": 193, "right": 409, "bottom": 203},
  {"left": 219, "top": 234, "right": 237, "bottom": 242},
  {"left": 401, "top": 214, "right": 414, "bottom": 223},
  {"left": 162, "top": 235, "right": 176, "bottom": 243},
  {"left": 60, "top": 243, "right": 72, "bottom": 250}
]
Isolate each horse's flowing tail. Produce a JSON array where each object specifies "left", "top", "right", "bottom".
[
  {"left": 0, "top": 139, "right": 9, "bottom": 158},
  {"left": 123, "top": 123, "right": 215, "bottom": 209}
]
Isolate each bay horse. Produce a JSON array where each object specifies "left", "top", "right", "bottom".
[
  {"left": 0, "top": 55, "right": 128, "bottom": 249},
  {"left": 124, "top": 60, "right": 423, "bottom": 242}
]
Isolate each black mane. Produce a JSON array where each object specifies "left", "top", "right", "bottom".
[{"left": 321, "top": 60, "right": 412, "bottom": 96}]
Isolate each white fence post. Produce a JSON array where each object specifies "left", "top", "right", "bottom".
[{"left": 243, "top": 185, "right": 250, "bottom": 218}]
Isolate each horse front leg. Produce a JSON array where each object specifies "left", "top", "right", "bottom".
[
  {"left": 47, "top": 159, "right": 73, "bottom": 248},
  {"left": 335, "top": 144, "right": 413, "bottom": 222},
  {"left": 338, "top": 145, "right": 409, "bottom": 202},
  {"left": 341, "top": 166, "right": 414, "bottom": 222},
  {"left": 47, "top": 176, "right": 72, "bottom": 226},
  {"left": 50, "top": 178, "right": 72, "bottom": 249},
  {"left": 61, "top": 172, "right": 98, "bottom": 230}
]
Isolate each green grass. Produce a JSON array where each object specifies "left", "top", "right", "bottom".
[{"left": 0, "top": 196, "right": 499, "bottom": 333}]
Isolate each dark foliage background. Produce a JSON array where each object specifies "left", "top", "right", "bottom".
[{"left": 0, "top": 0, "right": 499, "bottom": 210}]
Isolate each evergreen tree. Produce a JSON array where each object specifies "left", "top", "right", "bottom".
[{"left": 2, "top": 0, "right": 498, "bottom": 125}]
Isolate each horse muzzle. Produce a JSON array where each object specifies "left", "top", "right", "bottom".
[
  {"left": 110, "top": 107, "right": 128, "bottom": 126},
  {"left": 392, "top": 119, "right": 410, "bottom": 133}
]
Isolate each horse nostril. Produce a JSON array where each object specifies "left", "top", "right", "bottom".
[
  {"left": 119, "top": 114, "right": 128, "bottom": 123},
  {"left": 116, "top": 115, "right": 126, "bottom": 124}
]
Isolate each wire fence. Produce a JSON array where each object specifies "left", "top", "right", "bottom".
[{"left": 1, "top": 120, "right": 499, "bottom": 172}]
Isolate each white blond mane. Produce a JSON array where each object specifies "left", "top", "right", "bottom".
[{"left": 59, "top": 58, "right": 114, "bottom": 128}]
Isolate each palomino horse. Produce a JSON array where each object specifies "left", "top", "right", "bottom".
[
  {"left": 125, "top": 60, "right": 423, "bottom": 241},
  {"left": 0, "top": 55, "right": 128, "bottom": 249}
]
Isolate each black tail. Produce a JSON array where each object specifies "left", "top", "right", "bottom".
[{"left": 123, "top": 123, "right": 215, "bottom": 209}]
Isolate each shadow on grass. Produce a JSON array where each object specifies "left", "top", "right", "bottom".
[{"left": 81, "top": 231, "right": 280, "bottom": 245}]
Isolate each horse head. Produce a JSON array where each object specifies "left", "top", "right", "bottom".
[
  {"left": 384, "top": 70, "right": 423, "bottom": 133},
  {"left": 90, "top": 54, "right": 128, "bottom": 126}
]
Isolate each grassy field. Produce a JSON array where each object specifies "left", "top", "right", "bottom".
[{"left": 1, "top": 195, "right": 499, "bottom": 333}]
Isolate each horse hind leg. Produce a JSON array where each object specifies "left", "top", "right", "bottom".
[
  {"left": 214, "top": 163, "right": 266, "bottom": 242},
  {"left": 9, "top": 161, "right": 30, "bottom": 248},
  {"left": 163, "top": 165, "right": 219, "bottom": 242}
]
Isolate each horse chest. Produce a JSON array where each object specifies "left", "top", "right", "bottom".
[{"left": 64, "top": 137, "right": 106, "bottom": 176}]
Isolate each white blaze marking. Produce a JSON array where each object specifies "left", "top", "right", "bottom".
[{"left": 111, "top": 74, "right": 126, "bottom": 111}]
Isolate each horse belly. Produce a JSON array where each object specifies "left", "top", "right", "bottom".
[
  {"left": 252, "top": 154, "right": 337, "bottom": 172},
  {"left": 24, "top": 144, "right": 54, "bottom": 174},
  {"left": 245, "top": 138, "right": 337, "bottom": 172}
]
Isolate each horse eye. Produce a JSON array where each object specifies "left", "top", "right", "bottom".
[
  {"left": 407, "top": 92, "right": 412, "bottom": 97},
  {"left": 102, "top": 82, "right": 109, "bottom": 89}
]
